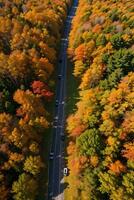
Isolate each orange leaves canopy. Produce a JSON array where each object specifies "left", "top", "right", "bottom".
[
  {"left": 122, "top": 143, "right": 134, "bottom": 161},
  {"left": 109, "top": 160, "right": 126, "bottom": 175}
]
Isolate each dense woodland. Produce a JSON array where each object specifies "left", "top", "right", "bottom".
[
  {"left": 66, "top": 0, "right": 134, "bottom": 199},
  {"left": 0, "top": 0, "right": 72, "bottom": 199}
]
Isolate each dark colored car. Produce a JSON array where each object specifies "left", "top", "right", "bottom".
[
  {"left": 58, "top": 74, "right": 62, "bottom": 80},
  {"left": 49, "top": 152, "right": 54, "bottom": 160},
  {"left": 61, "top": 135, "right": 65, "bottom": 141},
  {"left": 55, "top": 100, "right": 58, "bottom": 107}
]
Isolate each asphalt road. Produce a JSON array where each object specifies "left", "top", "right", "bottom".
[{"left": 47, "top": 1, "right": 78, "bottom": 200}]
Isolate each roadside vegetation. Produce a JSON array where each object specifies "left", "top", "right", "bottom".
[
  {"left": 66, "top": 0, "right": 134, "bottom": 199},
  {"left": 0, "top": 0, "right": 72, "bottom": 199}
]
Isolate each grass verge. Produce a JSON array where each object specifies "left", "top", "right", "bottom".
[
  {"left": 65, "top": 58, "right": 79, "bottom": 116},
  {"left": 64, "top": 58, "right": 79, "bottom": 200}
]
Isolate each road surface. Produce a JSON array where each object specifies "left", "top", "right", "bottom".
[{"left": 47, "top": 1, "right": 78, "bottom": 200}]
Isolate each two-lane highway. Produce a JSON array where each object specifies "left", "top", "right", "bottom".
[{"left": 48, "top": 1, "right": 78, "bottom": 199}]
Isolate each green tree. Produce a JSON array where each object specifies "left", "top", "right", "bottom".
[
  {"left": 24, "top": 156, "right": 44, "bottom": 176},
  {"left": 76, "top": 129, "right": 103, "bottom": 156},
  {"left": 122, "top": 171, "right": 134, "bottom": 197},
  {"left": 12, "top": 173, "right": 38, "bottom": 200},
  {"left": 99, "top": 172, "right": 119, "bottom": 194}
]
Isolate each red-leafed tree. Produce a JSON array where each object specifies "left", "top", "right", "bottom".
[{"left": 31, "top": 81, "right": 54, "bottom": 100}]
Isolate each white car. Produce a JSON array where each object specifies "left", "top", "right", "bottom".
[
  {"left": 63, "top": 168, "right": 68, "bottom": 176},
  {"left": 61, "top": 38, "right": 68, "bottom": 41},
  {"left": 53, "top": 125, "right": 57, "bottom": 128},
  {"left": 54, "top": 116, "right": 58, "bottom": 120}
]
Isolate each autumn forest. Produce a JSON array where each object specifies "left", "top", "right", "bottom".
[
  {"left": 66, "top": 0, "right": 134, "bottom": 200},
  {"left": 0, "top": 0, "right": 134, "bottom": 200},
  {"left": 0, "top": 0, "right": 71, "bottom": 199}
]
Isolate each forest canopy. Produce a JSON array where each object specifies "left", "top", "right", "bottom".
[
  {"left": 0, "top": 0, "right": 71, "bottom": 199},
  {"left": 66, "top": 0, "right": 134, "bottom": 199}
]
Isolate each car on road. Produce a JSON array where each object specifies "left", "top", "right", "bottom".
[
  {"left": 59, "top": 59, "right": 62, "bottom": 63},
  {"left": 48, "top": 192, "right": 54, "bottom": 199},
  {"left": 53, "top": 119, "right": 57, "bottom": 128},
  {"left": 61, "top": 38, "right": 68, "bottom": 41},
  {"left": 55, "top": 100, "right": 58, "bottom": 107},
  {"left": 48, "top": 192, "right": 53, "bottom": 197},
  {"left": 62, "top": 101, "right": 65, "bottom": 105},
  {"left": 53, "top": 116, "right": 58, "bottom": 123},
  {"left": 61, "top": 135, "right": 65, "bottom": 141},
  {"left": 54, "top": 116, "right": 58, "bottom": 120},
  {"left": 58, "top": 74, "right": 62, "bottom": 80},
  {"left": 63, "top": 168, "right": 68, "bottom": 176},
  {"left": 53, "top": 124, "right": 57, "bottom": 128},
  {"left": 68, "top": 15, "right": 73, "bottom": 19},
  {"left": 49, "top": 152, "right": 54, "bottom": 160}
]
